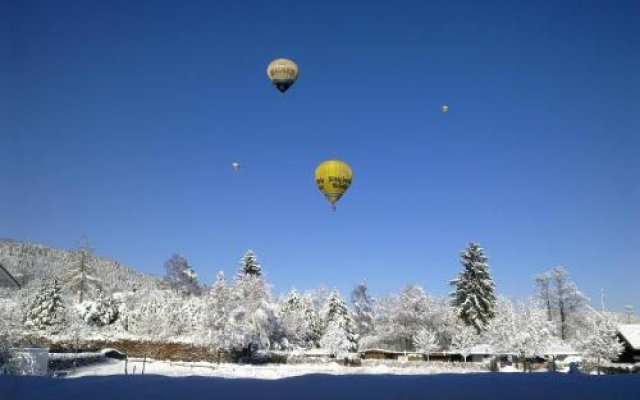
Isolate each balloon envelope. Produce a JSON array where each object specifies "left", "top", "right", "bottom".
[
  {"left": 441, "top": 104, "right": 449, "bottom": 113},
  {"left": 231, "top": 162, "right": 241, "bottom": 171},
  {"left": 267, "top": 58, "right": 299, "bottom": 93},
  {"left": 315, "top": 160, "right": 353, "bottom": 208}
]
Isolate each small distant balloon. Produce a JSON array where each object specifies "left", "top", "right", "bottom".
[
  {"left": 441, "top": 104, "right": 449, "bottom": 113},
  {"left": 267, "top": 58, "right": 299, "bottom": 94},
  {"left": 231, "top": 161, "right": 241, "bottom": 171}
]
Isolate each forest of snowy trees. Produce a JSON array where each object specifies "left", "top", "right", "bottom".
[{"left": 0, "top": 239, "right": 628, "bottom": 369}]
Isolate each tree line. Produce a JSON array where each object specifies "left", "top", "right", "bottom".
[{"left": 0, "top": 241, "right": 625, "bottom": 371}]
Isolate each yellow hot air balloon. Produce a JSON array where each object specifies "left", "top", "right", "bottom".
[
  {"left": 267, "top": 58, "right": 299, "bottom": 93},
  {"left": 315, "top": 160, "right": 353, "bottom": 211},
  {"left": 441, "top": 104, "right": 449, "bottom": 113}
]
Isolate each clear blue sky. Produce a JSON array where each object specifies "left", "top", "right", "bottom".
[{"left": 2, "top": 0, "right": 638, "bottom": 311}]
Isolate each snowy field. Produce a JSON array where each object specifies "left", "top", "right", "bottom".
[
  {"left": 1, "top": 372, "right": 639, "bottom": 400},
  {"left": 68, "top": 358, "right": 487, "bottom": 379}
]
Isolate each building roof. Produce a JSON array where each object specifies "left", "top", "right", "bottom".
[
  {"left": 467, "top": 344, "right": 494, "bottom": 355},
  {"left": 360, "top": 348, "right": 407, "bottom": 355},
  {"left": 617, "top": 324, "right": 640, "bottom": 350},
  {"left": 443, "top": 344, "right": 498, "bottom": 356},
  {"left": 543, "top": 344, "right": 581, "bottom": 356},
  {"left": 303, "top": 349, "right": 333, "bottom": 356}
]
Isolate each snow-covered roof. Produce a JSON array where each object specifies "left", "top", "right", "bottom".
[
  {"left": 443, "top": 344, "right": 497, "bottom": 356},
  {"left": 304, "top": 349, "right": 333, "bottom": 356},
  {"left": 359, "top": 348, "right": 407, "bottom": 355},
  {"left": 474, "top": 344, "right": 496, "bottom": 354},
  {"left": 617, "top": 324, "right": 640, "bottom": 350},
  {"left": 467, "top": 344, "right": 494, "bottom": 355},
  {"left": 543, "top": 344, "right": 580, "bottom": 356}
]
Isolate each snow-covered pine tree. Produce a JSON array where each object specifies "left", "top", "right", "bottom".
[
  {"left": 450, "top": 242, "right": 497, "bottom": 333},
  {"left": 24, "top": 278, "right": 66, "bottom": 332},
  {"left": 227, "top": 270, "right": 279, "bottom": 351},
  {"left": 351, "top": 281, "right": 375, "bottom": 338},
  {"left": 62, "top": 245, "right": 102, "bottom": 303},
  {"left": 320, "top": 289, "right": 357, "bottom": 352},
  {"left": 238, "top": 250, "right": 261, "bottom": 276},
  {"left": 283, "top": 288, "right": 303, "bottom": 312},
  {"left": 320, "top": 320, "right": 354, "bottom": 357},
  {"left": 302, "top": 294, "right": 322, "bottom": 348},
  {"left": 280, "top": 289, "right": 309, "bottom": 348},
  {"left": 413, "top": 328, "right": 438, "bottom": 361},
  {"left": 202, "top": 272, "right": 231, "bottom": 359},
  {"left": 578, "top": 316, "right": 624, "bottom": 375},
  {"left": 164, "top": 254, "right": 200, "bottom": 295}
]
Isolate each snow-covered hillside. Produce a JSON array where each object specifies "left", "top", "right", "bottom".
[{"left": 0, "top": 239, "right": 161, "bottom": 293}]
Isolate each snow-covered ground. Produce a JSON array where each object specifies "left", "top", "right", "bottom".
[
  {"left": 1, "top": 371, "right": 638, "bottom": 400},
  {"left": 68, "top": 359, "right": 487, "bottom": 379}
]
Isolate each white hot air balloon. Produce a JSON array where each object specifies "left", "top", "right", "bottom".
[{"left": 267, "top": 58, "right": 299, "bottom": 94}]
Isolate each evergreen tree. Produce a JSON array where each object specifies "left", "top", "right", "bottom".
[
  {"left": 238, "top": 250, "right": 262, "bottom": 276},
  {"left": 302, "top": 294, "right": 322, "bottom": 348},
  {"left": 320, "top": 320, "right": 354, "bottom": 356},
  {"left": 281, "top": 289, "right": 308, "bottom": 348},
  {"left": 320, "top": 289, "right": 357, "bottom": 352},
  {"left": 24, "top": 278, "right": 66, "bottom": 332},
  {"left": 283, "top": 288, "right": 303, "bottom": 312},
  {"left": 351, "top": 281, "right": 375, "bottom": 337},
  {"left": 450, "top": 242, "right": 497, "bottom": 333},
  {"left": 204, "top": 271, "right": 231, "bottom": 359},
  {"left": 227, "top": 272, "right": 278, "bottom": 350},
  {"left": 164, "top": 254, "right": 200, "bottom": 295}
]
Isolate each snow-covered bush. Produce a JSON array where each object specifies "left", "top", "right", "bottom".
[
  {"left": 413, "top": 328, "right": 439, "bottom": 361},
  {"left": 484, "top": 298, "right": 554, "bottom": 361},
  {"left": 450, "top": 325, "right": 479, "bottom": 362},
  {"left": 576, "top": 316, "right": 624, "bottom": 374},
  {"left": 77, "top": 291, "right": 119, "bottom": 327}
]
